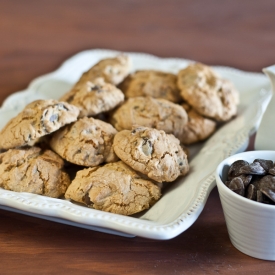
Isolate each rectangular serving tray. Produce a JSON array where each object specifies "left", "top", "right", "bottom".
[{"left": 0, "top": 49, "right": 271, "bottom": 239}]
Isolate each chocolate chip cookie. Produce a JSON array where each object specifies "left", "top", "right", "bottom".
[
  {"left": 177, "top": 63, "right": 239, "bottom": 121},
  {"left": 50, "top": 117, "right": 118, "bottom": 167},
  {"left": 61, "top": 55, "right": 130, "bottom": 100},
  {"left": 65, "top": 161, "right": 161, "bottom": 215},
  {"left": 113, "top": 126, "right": 189, "bottom": 182},
  {"left": 0, "top": 99, "right": 79, "bottom": 150},
  {"left": 119, "top": 70, "right": 182, "bottom": 103},
  {"left": 0, "top": 147, "right": 70, "bottom": 198},
  {"left": 110, "top": 96, "right": 188, "bottom": 141},
  {"left": 59, "top": 77, "right": 124, "bottom": 117}
]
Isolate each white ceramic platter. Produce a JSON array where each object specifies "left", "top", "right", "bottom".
[{"left": 0, "top": 49, "right": 271, "bottom": 239}]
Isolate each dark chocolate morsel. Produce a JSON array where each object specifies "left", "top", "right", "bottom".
[
  {"left": 84, "top": 193, "right": 93, "bottom": 206},
  {"left": 228, "top": 160, "right": 249, "bottom": 180},
  {"left": 228, "top": 177, "right": 245, "bottom": 196},
  {"left": 237, "top": 174, "right": 252, "bottom": 187},
  {"left": 141, "top": 138, "right": 153, "bottom": 156},
  {"left": 259, "top": 175, "right": 275, "bottom": 202},
  {"left": 254, "top": 159, "right": 274, "bottom": 172},
  {"left": 239, "top": 162, "right": 266, "bottom": 175},
  {"left": 250, "top": 175, "right": 262, "bottom": 190},
  {"left": 246, "top": 184, "right": 256, "bottom": 200}
]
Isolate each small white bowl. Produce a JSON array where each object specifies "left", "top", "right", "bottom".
[{"left": 215, "top": 150, "right": 275, "bottom": 260}]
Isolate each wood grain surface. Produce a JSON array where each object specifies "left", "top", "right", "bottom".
[{"left": 0, "top": 0, "right": 275, "bottom": 274}]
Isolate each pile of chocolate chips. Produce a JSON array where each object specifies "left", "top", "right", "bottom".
[{"left": 225, "top": 159, "right": 275, "bottom": 204}]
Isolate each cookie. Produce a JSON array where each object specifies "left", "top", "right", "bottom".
[
  {"left": 110, "top": 96, "right": 188, "bottom": 141},
  {"left": 119, "top": 70, "right": 182, "bottom": 103},
  {"left": 86, "top": 54, "right": 131, "bottom": 86},
  {"left": 0, "top": 100, "right": 79, "bottom": 150},
  {"left": 177, "top": 63, "right": 239, "bottom": 121},
  {"left": 59, "top": 77, "right": 124, "bottom": 117},
  {"left": 62, "top": 55, "right": 130, "bottom": 97},
  {"left": 65, "top": 161, "right": 161, "bottom": 215},
  {"left": 0, "top": 147, "right": 70, "bottom": 198},
  {"left": 50, "top": 117, "right": 118, "bottom": 167},
  {"left": 113, "top": 126, "right": 189, "bottom": 182},
  {"left": 179, "top": 103, "right": 216, "bottom": 145}
]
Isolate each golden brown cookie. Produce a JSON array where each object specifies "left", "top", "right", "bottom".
[
  {"left": 177, "top": 63, "right": 239, "bottom": 121},
  {"left": 0, "top": 100, "right": 79, "bottom": 150},
  {"left": 65, "top": 161, "right": 161, "bottom": 215},
  {"left": 113, "top": 126, "right": 189, "bottom": 182},
  {"left": 61, "top": 55, "right": 130, "bottom": 99},
  {"left": 86, "top": 54, "right": 131, "bottom": 86},
  {"left": 0, "top": 147, "right": 70, "bottom": 198},
  {"left": 110, "top": 96, "right": 188, "bottom": 140},
  {"left": 50, "top": 117, "right": 118, "bottom": 167},
  {"left": 59, "top": 77, "right": 124, "bottom": 117},
  {"left": 119, "top": 70, "right": 182, "bottom": 103},
  {"left": 179, "top": 103, "right": 216, "bottom": 145}
]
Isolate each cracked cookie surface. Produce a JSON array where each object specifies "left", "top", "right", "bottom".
[
  {"left": 65, "top": 161, "right": 161, "bottom": 215},
  {"left": 113, "top": 126, "right": 189, "bottom": 182},
  {"left": 0, "top": 99, "right": 79, "bottom": 150},
  {"left": 0, "top": 147, "right": 70, "bottom": 197},
  {"left": 110, "top": 96, "right": 188, "bottom": 141},
  {"left": 59, "top": 77, "right": 124, "bottom": 117},
  {"left": 119, "top": 70, "right": 182, "bottom": 103},
  {"left": 50, "top": 117, "right": 118, "bottom": 167},
  {"left": 177, "top": 63, "right": 239, "bottom": 121},
  {"left": 179, "top": 103, "right": 216, "bottom": 145}
]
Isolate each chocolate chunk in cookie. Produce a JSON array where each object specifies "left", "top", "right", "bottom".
[
  {"left": 0, "top": 147, "right": 70, "bottom": 198},
  {"left": 113, "top": 126, "right": 189, "bottom": 182},
  {"left": 0, "top": 99, "right": 79, "bottom": 150},
  {"left": 65, "top": 161, "right": 161, "bottom": 215},
  {"left": 50, "top": 117, "right": 118, "bottom": 167},
  {"left": 177, "top": 63, "right": 239, "bottom": 121}
]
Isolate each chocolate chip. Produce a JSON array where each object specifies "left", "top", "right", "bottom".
[
  {"left": 228, "top": 160, "right": 249, "bottom": 180},
  {"left": 250, "top": 175, "right": 262, "bottom": 190},
  {"left": 55, "top": 103, "right": 69, "bottom": 111},
  {"left": 228, "top": 177, "right": 245, "bottom": 196},
  {"left": 141, "top": 138, "right": 153, "bottom": 156},
  {"left": 91, "top": 85, "right": 100, "bottom": 91},
  {"left": 84, "top": 193, "right": 93, "bottom": 206},
  {"left": 253, "top": 159, "right": 274, "bottom": 172},
  {"left": 50, "top": 113, "right": 58, "bottom": 122},
  {"left": 259, "top": 175, "right": 275, "bottom": 202},
  {"left": 237, "top": 174, "right": 252, "bottom": 187},
  {"left": 246, "top": 184, "right": 256, "bottom": 200},
  {"left": 239, "top": 162, "right": 266, "bottom": 175}
]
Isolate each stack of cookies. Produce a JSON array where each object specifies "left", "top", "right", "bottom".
[{"left": 0, "top": 54, "right": 239, "bottom": 216}]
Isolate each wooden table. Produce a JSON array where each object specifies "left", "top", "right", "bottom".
[{"left": 1, "top": 1, "right": 275, "bottom": 274}]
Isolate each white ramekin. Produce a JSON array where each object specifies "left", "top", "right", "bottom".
[{"left": 215, "top": 150, "right": 275, "bottom": 260}]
